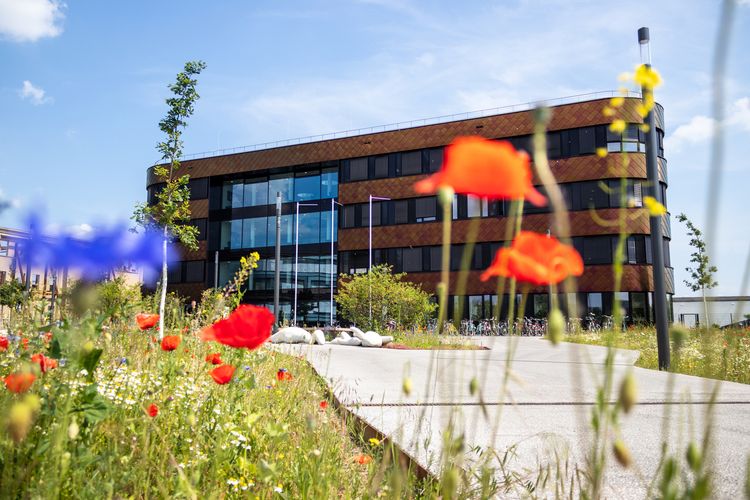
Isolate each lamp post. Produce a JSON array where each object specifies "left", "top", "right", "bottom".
[
  {"left": 330, "top": 198, "right": 343, "bottom": 327},
  {"left": 368, "top": 195, "right": 390, "bottom": 324},
  {"left": 294, "top": 201, "right": 317, "bottom": 326},
  {"left": 638, "top": 27, "right": 670, "bottom": 370}
]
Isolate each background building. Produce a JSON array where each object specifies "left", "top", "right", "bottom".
[
  {"left": 673, "top": 296, "right": 750, "bottom": 328},
  {"left": 147, "top": 92, "right": 673, "bottom": 325}
]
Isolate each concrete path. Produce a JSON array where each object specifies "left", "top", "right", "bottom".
[{"left": 275, "top": 337, "right": 750, "bottom": 498}]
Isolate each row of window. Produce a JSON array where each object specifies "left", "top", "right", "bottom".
[
  {"left": 339, "top": 179, "right": 663, "bottom": 229},
  {"left": 340, "top": 123, "right": 665, "bottom": 183},
  {"left": 147, "top": 177, "right": 209, "bottom": 205},
  {"left": 168, "top": 260, "right": 206, "bottom": 284},
  {"left": 218, "top": 255, "right": 337, "bottom": 291},
  {"left": 339, "top": 234, "right": 670, "bottom": 275},
  {"left": 446, "top": 291, "right": 668, "bottom": 323},
  {"left": 219, "top": 168, "right": 338, "bottom": 209},
  {"left": 218, "top": 210, "right": 338, "bottom": 250}
]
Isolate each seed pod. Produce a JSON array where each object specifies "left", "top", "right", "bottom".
[
  {"left": 686, "top": 442, "right": 702, "bottom": 472},
  {"left": 619, "top": 372, "right": 637, "bottom": 413},
  {"left": 613, "top": 439, "right": 632, "bottom": 468},
  {"left": 438, "top": 187, "right": 455, "bottom": 207},
  {"left": 7, "top": 401, "right": 33, "bottom": 444},
  {"left": 68, "top": 419, "right": 80, "bottom": 440},
  {"left": 402, "top": 377, "right": 412, "bottom": 396},
  {"left": 469, "top": 377, "right": 479, "bottom": 396},
  {"left": 547, "top": 309, "right": 565, "bottom": 345}
]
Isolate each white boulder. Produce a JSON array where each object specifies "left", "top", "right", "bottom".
[
  {"left": 270, "top": 326, "right": 313, "bottom": 344},
  {"left": 312, "top": 329, "right": 326, "bottom": 345}
]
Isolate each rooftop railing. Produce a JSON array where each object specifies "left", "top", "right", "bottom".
[{"left": 180, "top": 90, "right": 642, "bottom": 162}]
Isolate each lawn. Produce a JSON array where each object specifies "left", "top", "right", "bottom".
[{"left": 564, "top": 325, "right": 750, "bottom": 385}]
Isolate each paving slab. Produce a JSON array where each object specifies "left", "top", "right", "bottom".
[{"left": 275, "top": 337, "right": 750, "bottom": 498}]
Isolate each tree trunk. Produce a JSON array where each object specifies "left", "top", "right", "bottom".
[
  {"left": 702, "top": 287, "right": 709, "bottom": 331},
  {"left": 159, "top": 227, "right": 168, "bottom": 340}
]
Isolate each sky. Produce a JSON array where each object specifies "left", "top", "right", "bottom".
[{"left": 0, "top": 0, "right": 749, "bottom": 297}]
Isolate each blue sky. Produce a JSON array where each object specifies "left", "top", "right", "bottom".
[{"left": 0, "top": 0, "right": 748, "bottom": 297}]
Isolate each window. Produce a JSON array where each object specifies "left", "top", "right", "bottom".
[
  {"left": 321, "top": 209, "right": 337, "bottom": 243},
  {"left": 429, "top": 246, "right": 441, "bottom": 271},
  {"left": 583, "top": 237, "right": 611, "bottom": 265},
  {"left": 298, "top": 211, "right": 321, "bottom": 244},
  {"left": 341, "top": 205, "right": 356, "bottom": 229},
  {"left": 269, "top": 175, "right": 294, "bottom": 203},
  {"left": 0, "top": 240, "right": 8, "bottom": 256},
  {"left": 631, "top": 292, "right": 649, "bottom": 322},
  {"left": 321, "top": 168, "right": 338, "bottom": 198},
  {"left": 587, "top": 293, "right": 603, "bottom": 315},
  {"left": 168, "top": 263, "right": 182, "bottom": 283},
  {"left": 533, "top": 294, "right": 549, "bottom": 318},
  {"left": 400, "top": 151, "right": 422, "bottom": 176},
  {"left": 231, "top": 219, "right": 243, "bottom": 249},
  {"left": 349, "top": 158, "right": 368, "bottom": 181},
  {"left": 427, "top": 148, "right": 443, "bottom": 173},
  {"left": 243, "top": 179, "right": 268, "bottom": 207},
  {"left": 242, "top": 217, "right": 268, "bottom": 248},
  {"left": 0, "top": 271, "right": 5, "bottom": 284},
  {"left": 374, "top": 156, "right": 389, "bottom": 178},
  {"left": 579, "top": 181, "right": 609, "bottom": 210},
  {"left": 547, "top": 131, "right": 562, "bottom": 158},
  {"left": 191, "top": 218, "right": 207, "bottom": 241},
  {"left": 394, "top": 200, "right": 409, "bottom": 224},
  {"left": 361, "top": 202, "right": 381, "bottom": 227},
  {"left": 294, "top": 172, "right": 321, "bottom": 201},
  {"left": 469, "top": 295, "right": 483, "bottom": 320},
  {"left": 403, "top": 247, "right": 423, "bottom": 272},
  {"left": 466, "top": 196, "right": 488, "bottom": 218},
  {"left": 579, "top": 127, "right": 596, "bottom": 154},
  {"left": 188, "top": 178, "right": 209, "bottom": 199},
  {"left": 222, "top": 179, "right": 244, "bottom": 209},
  {"left": 184, "top": 261, "right": 205, "bottom": 283},
  {"left": 415, "top": 197, "right": 436, "bottom": 222}
]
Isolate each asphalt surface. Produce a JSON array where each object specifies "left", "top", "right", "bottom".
[{"left": 275, "top": 337, "right": 750, "bottom": 498}]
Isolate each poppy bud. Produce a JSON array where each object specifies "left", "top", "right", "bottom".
[
  {"left": 686, "top": 442, "right": 701, "bottom": 472},
  {"left": 7, "top": 401, "right": 33, "bottom": 444},
  {"left": 469, "top": 377, "right": 479, "bottom": 396},
  {"left": 533, "top": 105, "right": 552, "bottom": 126},
  {"left": 68, "top": 419, "right": 80, "bottom": 440},
  {"left": 619, "top": 372, "right": 637, "bottom": 413},
  {"left": 402, "top": 377, "right": 412, "bottom": 396},
  {"left": 613, "top": 439, "right": 632, "bottom": 468},
  {"left": 437, "top": 186, "right": 455, "bottom": 207},
  {"left": 547, "top": 309, "right": 565, "bottom": 345}
]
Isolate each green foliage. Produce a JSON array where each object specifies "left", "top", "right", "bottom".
[
  {"left": 335, "top": 264, "right": 437, "bottom": 331},
  {"left": 0, "top": 279, "right": 24, "bottom": 308},
  {"left": 94, "top": 277, "right": 142, "bottom": 323},
  {"left": 222, "top": 252, "right": 260, "bottom": 310},
  {"left": 133, "top": 60, "right": 206, "bottom": 250},
  {"left": 676, "top": 213, "right": 718, "bottom": 293}
]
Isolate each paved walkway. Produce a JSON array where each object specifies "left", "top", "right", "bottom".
[{"left": 276, "top": 337, "right": 750, "bottom": 498}]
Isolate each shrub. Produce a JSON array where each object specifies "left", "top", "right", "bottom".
[{"left": 335, "top": 265, "right": 436, "bottom": 332}]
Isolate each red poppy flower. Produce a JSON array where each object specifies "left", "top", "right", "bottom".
[
  {"left": 481, "top": 231, "right": 583, "bottom": 285},
  {"left": 200, "top": 305, "right": 274, "bottom": 350},
  {"left": 160, "top": 335, "right": 181, "bottom": 352},
  {"left": 147, "top": 403, "right": 159, "bottom": 417},
  {"left": 0, "top": 336, "right": 8, "bottom": 351},
  {"left": 355, "top": 454, "right": 373, "bottom": 465},
  {"left": 136, "top": 313, "right": 159, "bottom": 330},
  {"left": 414, "top": 136, "right": 546, "bottom": 206},
  {"left": 319, "top": 401, "right": 328, "bottom": 410},
  {"left": 30, "top": 353, "right": 58, "bottom": 373},
  {"left": 205, "top": 353, "right": 222, "bottom": 365},
  {"left": 44, "top": 332, "right": 53, "bottom": 343},
  {"left": 276, "top": 369, "right": 293, "bottom": 381},
  {"left": 4, "top": 372, "right": 35, "bottom": 393},
  {"left": 210, "top": 364, "right": 235, "bottom": 385},
  {"left": 21, "top": 338, "right": 28, "bottom": 350}
]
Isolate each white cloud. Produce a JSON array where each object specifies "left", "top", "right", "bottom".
[
  {"left": 0, "top": 0, "right": 65, "bottom": 42},
  {"left": 665, "top": 97, "right": 750, "bottom": 152},
  {"left": 20, "top": 80, "right": 52, "bottom": 105}
]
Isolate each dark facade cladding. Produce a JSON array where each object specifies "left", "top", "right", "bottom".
[{"left": 146, "top": 96, "right": 673, "bottom": 324}]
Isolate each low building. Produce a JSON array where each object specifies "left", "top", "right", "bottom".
[{"left": 673, "top": 296, "right": 750, "bottom": 328}]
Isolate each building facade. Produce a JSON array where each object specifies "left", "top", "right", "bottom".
[{"left": 147, "top": 93, "right": 673, "bottom": 325}]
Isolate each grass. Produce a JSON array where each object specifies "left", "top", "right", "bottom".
[
  {"left": 391, "top": 330, "right": 478, "bottom": 350},
  {"left": 564, "top": 325, "right": 750, "bottom": 385},
  {"left": 0, "top": 312, "right": 437, "bottom": 498}
]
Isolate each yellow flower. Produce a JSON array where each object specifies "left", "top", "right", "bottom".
[
  {"left": 644, "top": 196, "right": 667, "bottom": 216},
  {"left": 609, "top": 120, "right": 626, "bottom": 134},
  {"left": 618, "top": 72, "right": 632, "bottom": 82},
  {"left": 602, "top": 107, "right": 615, "bottom": 117},
  {"left": 634, "top": 64, "right": 662, "bottom": 89},
  {"left": 639, "top": 124, "right": 650, "bottom": 133},
  {"left": 369, "top": 438, "right": 381, "bottom": 446},
  {"left": 596, "top": 148, "right": 608, "bottom": 158},
  {"left": 618, "top": 86, "right": 630, "bottom": 96},
  {"left": 609, "top": 97, "right": 624, "bottom": 108}
]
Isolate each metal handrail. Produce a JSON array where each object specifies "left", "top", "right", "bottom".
[{"left": 180, "top": 90, "right": 641, "bottom": 161}]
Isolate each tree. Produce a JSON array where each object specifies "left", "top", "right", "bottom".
[
  {"left": 676, "top": 213, "right": 718, "bottom": 327},
  {"left": 133, "top": 61, "right": 206, "bottom": 338},
  {"left": 0, "top": 279, "right": 24, "bottom": 324},
  {"left": 335, "top": 265, "right": 437, "bottom": 332}
]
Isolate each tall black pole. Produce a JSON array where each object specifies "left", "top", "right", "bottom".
[
  {"left": 639, "top": 27, "right": 670, "bottom": 370},
  {"left": 273, "top": 192, "right": 281, "bottom": 327}
]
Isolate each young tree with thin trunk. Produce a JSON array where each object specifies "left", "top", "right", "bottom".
[
  {"left": 133, "top": 61, "right": 206, "bottom": 338},
  {"left": 676, "top": 213, "right": 718, "bottom": 328}
]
